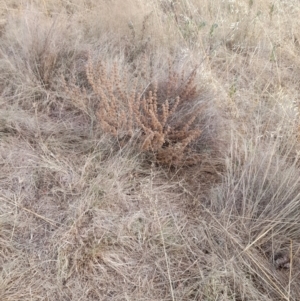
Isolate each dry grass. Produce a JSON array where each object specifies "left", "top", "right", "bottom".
[{"left": 1, "top": 0, "right": 300, "bottom": 300}]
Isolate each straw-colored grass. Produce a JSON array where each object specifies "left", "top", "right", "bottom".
[{"left": 1, "top": 0, "right": 300, "bottom": 300}]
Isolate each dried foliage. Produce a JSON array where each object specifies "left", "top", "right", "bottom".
[
  {"left": 2, "top": 1, "right": 300, "bottom": 301},
  {"left": 82, "top": 55, "right": 203, "bottom": 166}
]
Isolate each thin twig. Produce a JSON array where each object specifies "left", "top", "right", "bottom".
[
  {"left": 1, "top": 196, "right": 60, "bottom": 227},
  {"left": 287, "top": 240, "right": 293, "bottom": 301},
  {"left": 153, "top": 196, "right": 176, "bottom": 301}
]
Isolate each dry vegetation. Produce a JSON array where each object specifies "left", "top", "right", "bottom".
[{"left": 1, "top": 0, "right": 300, "bottom": 300}]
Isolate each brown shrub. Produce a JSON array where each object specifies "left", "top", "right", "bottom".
[{"left": 80, "top": 54, "right": 204, "bottom": 166}]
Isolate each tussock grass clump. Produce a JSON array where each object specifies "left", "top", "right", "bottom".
[
  {"left": 206, "top": 122, "right": 300, "bottom": 300},
  {"left": 0, "top": 7, "right": 85, "bottom": 112}
]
